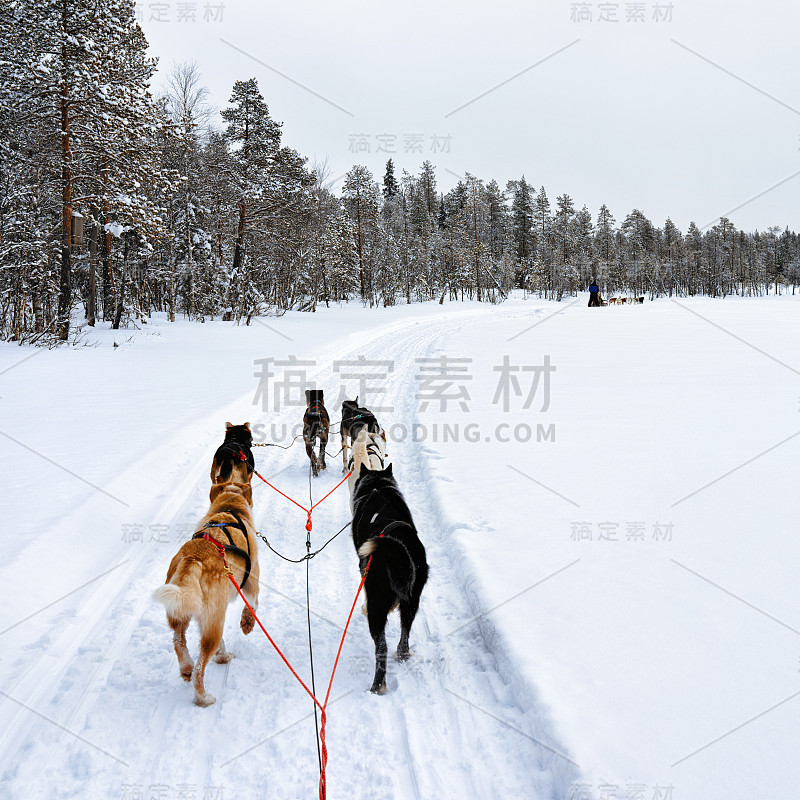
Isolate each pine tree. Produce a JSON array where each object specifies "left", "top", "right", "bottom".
[
  {"left": 661, "top": 218, "right": 683, "bottom": 297},
  {"left": 573, "top": 205, "right": 594, "bottom": 289},
  {"left": 419, "top": 160, "right": 438, "bottom": 215},
  {"left": 485, "top": 180, "right": 508, "bottom": 262},
  {"left": 382, "top": 159, "right": 399, "bottom": 199},
  {"left": 342, "top": 165, "right": 380, "bottom": 303},
  {"left": 221, "top": 78, "right": 282, "bottom": 299},
  {"left": 163, "top": 61, "right": 213, "bottom": 319},
  {"left": 595, "top": 204, "right": 616, "bottom": 290},
  {"left": 510, "top": 176, "right": 534, "bottom": 279},
  {"left": 533, "top": 186, "right": 552, "bottom": 286},
  {"left": 685, "top": 222, "right": 703, "bottom": 296},
  {"left": 621, "top": 209, "right": 655, "bottom": 296}
]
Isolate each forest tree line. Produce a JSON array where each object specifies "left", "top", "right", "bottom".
[{"left": 2, "top": 0, "right": 799, "bottom": 344}]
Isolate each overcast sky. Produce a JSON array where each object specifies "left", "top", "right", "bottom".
[{"left": 138, "top": 0, "right": 800, "bottom": 232}]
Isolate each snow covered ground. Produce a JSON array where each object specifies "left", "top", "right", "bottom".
[{"left": 0, "top": 293, "right": 798, "bottom": 800}]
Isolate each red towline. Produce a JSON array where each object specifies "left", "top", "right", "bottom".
[
  {"left": 232, "top": 466, "right": 363, "bottom": 799},
  {"left": 254, "top": 468, "right": 351, "bottom": 532}
]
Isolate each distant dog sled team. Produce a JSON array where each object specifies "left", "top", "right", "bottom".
[
  {"left": 589, "top": 278, "right": 644, "bottom": 307},
  {"left": 154, "top": 398, "right": 427, "bottom": 704}
]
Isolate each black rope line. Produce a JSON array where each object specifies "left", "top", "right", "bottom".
[
  {"left": 252, "top": 421, "right": 345, "bottom": 458},
  {"left": 252, "top": 433, "right": 304, "bottom": 450},
  {"left": 257, "top": 521, "right": 351, "bottom": 564},
  {"left": 249, "top": 413, "right": 355, "bottom": 778},
  {"left": 305, "top": 458, "right": 323, "bottom": 778}
]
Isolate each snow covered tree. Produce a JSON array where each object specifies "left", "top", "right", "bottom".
[
  {"left": 510, "top": 176, "right": 535, "bottom": 269},
  {"left": 0, "top": 0, "right": 176, "bottom": 340},
  {"left": 418, "top": 160, "right": 438, "bottom": 215},
  {"left": 485, "top": 179, "right": 508, "bottom": 262},
  {"left": 595, "top": 204, "right": 616, "bottom": 290},
  {"left": 532, "top": 186, "right": 552, "bottom": 288},
  {"left": 382, "top": 159, "right": 399, "bottom": 200},
  {"left": 342, "top": 165, "right": 380, "bottom": 303},
  {"left": 221, "top": 78, "right": 282, "bottom": 296},
  {"left": 162, "top": 61, "right": 213, "bottom": 319}
]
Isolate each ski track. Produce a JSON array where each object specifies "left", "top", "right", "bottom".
[{"left": 0, "top": 307, "right": 579, "bottom": 800}]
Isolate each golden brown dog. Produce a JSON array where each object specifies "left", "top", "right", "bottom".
[{"left": 153, "top": 482, "right": 260, "bottom": 707}]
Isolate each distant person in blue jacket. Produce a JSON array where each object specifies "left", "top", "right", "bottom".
[{"left": 588, "top": 279, "right": 601, "bottom": 307}]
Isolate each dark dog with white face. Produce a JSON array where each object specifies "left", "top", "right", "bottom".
[
  {"left": 304, "top": 389, "right": 330, "bottom": 477},
  {"left": 340, "top": 397, "right": 381, "bottom": 474},
  {"left": 350, "top": 445, "right": 428, "bottom": 694}
]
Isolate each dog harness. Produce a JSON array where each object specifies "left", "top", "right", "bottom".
[
  {"left": 216, "top": 441, "right": 254, "bottom": 473},
  {"left": 365, "top": 440, "right": 385, "bottom": 468},
  {"left": 357, "top": 519, "right": 413, "bottom": 576},
  {"left": 345, "top": 410, "right": 380, "bottom": 447},
  {"left": 193, "top": 509, "right": 253, "bottom": 591}
]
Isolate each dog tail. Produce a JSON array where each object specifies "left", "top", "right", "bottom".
[
  {"left": 153, "top": 567, "right": 203, "bottom": 620},
  {"left": 216, "top": 453, "right": 234, "bottom": 483},
  {"left": 358, "top": 526, "right": 415, "bottom": 600}
]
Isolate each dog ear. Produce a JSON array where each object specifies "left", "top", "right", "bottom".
[
  {"left": 305, "top": 389, "right": 310, "bottom": 402},
  {"left": 225, "top": 421, "right": 233, "bottom": 430},
  {"left": 385, "top": 463, "right": 393, "bottom": 475},
  {"left": 359, "top": 462, "right": 370, "bottom": 478},
  {"left": 209, "top": 483, "right": 224, "bottom": 503},
  {"left": 243, "top": 422, "right": 251, "bottom": 430},
  {"left": 354, "top": 395, "right": 358, "bottom": 405},
  {"left": 380, "top": 429, "right": 386, "bottom": 441},
  {"left": 243, "top": 483, "right": 253, "bottom": 506}
]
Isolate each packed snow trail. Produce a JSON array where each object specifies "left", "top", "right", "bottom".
[{"left": 0, "top": 305, "right": 577, "bottom": 800}]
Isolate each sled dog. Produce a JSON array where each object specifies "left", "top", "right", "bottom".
[
  {"left": 347, "top": 427, "right": 387, "bottom": 497},
  {"left": 350, "top": 448, "right": 427, "bottom": 695},
  {"left": 210, "top": 422, "right": 254, "bottom": 484},
  {"left": 303, "top": 389, "right": 330, "bottom": 477},
  {"left": 340, "top": 397, "right": 381, "bottom": 474},
  {"left": 153, "top": 482, "right": 260, "bottom": 707}
]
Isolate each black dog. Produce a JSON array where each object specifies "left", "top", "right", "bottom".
[
  {"left": 304, "top": 389, "right": 330, "bottom": 477},
  {"left": 210, "top": 422, "right": 254, "bottom": 484},
  {"left": 351, "top": 463, "right": 428, "bottom": 694},
  {"left": 340, "top": 397, "right": 381, "bottom": 474}
]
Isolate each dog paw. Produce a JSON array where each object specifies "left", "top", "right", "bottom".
[
  {"left": 394, "top": 649, "right": 413, "bottom": 662},
  {"left": 369, "top": 682, "right": 387, "bottom": 695},
  {"left": 180, "top": 666, "right": 194, "bottom": 682},
  {"left": 240, "top": 607, "right": 255, "bottom": 635},
  {"left": 194, "top": 692, "right": 216, "bottom": 707},
  {"left": 213, "top": 652, "right": 234, "bottom": 664}
]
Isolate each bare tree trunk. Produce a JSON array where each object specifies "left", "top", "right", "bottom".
[
  {"left": 112, "top": 237, "right": 127, "bottom": 330},
  {"left": 57, "top": 16, "right": 72, "bottom": 341},
  {"left": 33, "top": 281, "right": 44, "bottom": 334},
  {"left": 216, "top": 210, "right": 223, "bottom": 268},
  {"left": 185, "top": 188, "right": 195, "bottom": 315},
  {"left": 12, "top": 264, "right": 26, "bottom": 341},
  {"left": 87, "top": 217, "right": 97, "bottom": 326},
  {"left": 101, "top": 157, "right": 114, "bottom": 320},
  {"left": 232, "top": 203, "right": 246, "bottom": 276},
  {"left": 473, "top": 203, "right": 481, "bottom": 302},
  {"left": 167, "top": 200, "right": 176, "bottom": 321},
  {"left": 355, "top": 187, "right": 366, "bottom": 301}
]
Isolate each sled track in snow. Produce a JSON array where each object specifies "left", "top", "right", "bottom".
[{"left": 0, "top": 307, "right": 579, "bottom": 800}]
